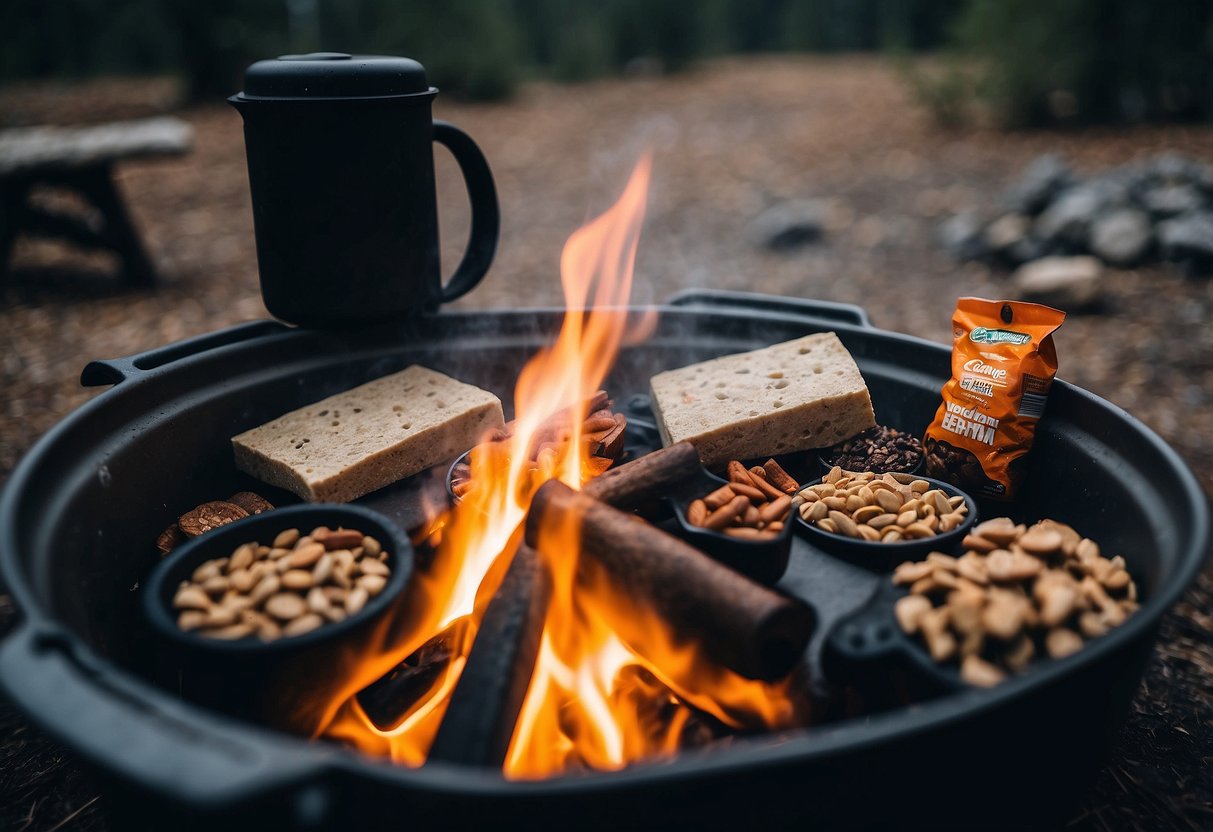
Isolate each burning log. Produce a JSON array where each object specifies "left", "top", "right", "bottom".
[
  {"left": 363, "top": 444, "right": 702, "bottom": 751},
  {"left": 357, "top": 625, "right": 459, "bottom": 731},
  {"left": 526, "top": 481, "right": 813, "bottom": 681},
  {"left": 612, "top": 665, "right": 728, "bottom": 753},
  {"left": 582, "top": 441, "right": 700, "bottom": 508},
  {"left": 427, "top": 544, "right": 550, "bottom": 768}
]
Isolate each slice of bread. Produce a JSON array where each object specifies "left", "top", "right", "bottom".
[
  {"left": 649, "top": 333, "right": 875, "bottom": 469},
  {"left": 232, "top": 365, "right": 504, "bottom": 503}
]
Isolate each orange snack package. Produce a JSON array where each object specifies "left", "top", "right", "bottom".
[{"left": 924, "top": 298, "right": 1065, "bottom": 501}]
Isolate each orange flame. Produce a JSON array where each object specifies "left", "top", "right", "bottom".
[
  {"left": 319, "top": 154, "right": 801, "bottom": 775},
  {"left": 505, "top": 511, "right": 799, "bottom": 777}
]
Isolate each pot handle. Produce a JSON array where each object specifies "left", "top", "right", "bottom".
[
  {"left": 432, "top": 120, "right": 500, "bottom": 304},
  {"left": 0, "top": 623, "right": 333, "bottom": 815},
  {"left": 822, "top": 583, "right": 963, "bottom": 704},
  {"left": 665, "top": 289, "right": 873, "bottom": 328},
  {"left": 81, "top": 320, "right": 291, "bottom": 387}
]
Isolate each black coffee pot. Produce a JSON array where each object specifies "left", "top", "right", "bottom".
[{"left": 230, "top": 53, "right": 499, "bottom": 326}]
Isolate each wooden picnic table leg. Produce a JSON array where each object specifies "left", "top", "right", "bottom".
[
  {"left": 0, "top": 179, "right": 31, "bottom": 286},
  {"left": 76, "top": 163, "right": 157, "bottom": 287}
]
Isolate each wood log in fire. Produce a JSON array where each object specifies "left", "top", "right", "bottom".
[
  {"left": 428, "top": 544, "right": 550, "bottom": 768},
  {"left": 526, "top": 480, "right": 813, "bottom": 682},
  {"left": 582, "top": 440, "right": 700, "bottom": 508},
  {"left": 355, "top": 444, "right": 703, "bottom": 734}
]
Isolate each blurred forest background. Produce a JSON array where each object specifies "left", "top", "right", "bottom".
[{"left": 2, "top": 0, "right": 1211, "bottom": 127}]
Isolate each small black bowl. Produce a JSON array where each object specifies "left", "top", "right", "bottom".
[
  {"left": 144, "top": 503, "right": 412, "bottom": 732},
  {"left": 795, "top": 474, "right": 977, "bottom": 571},
  {"left": 446, "top": 448, "right": 474, "bottom": 506},
  {"left": 671, "top": 469, "right": 795, "bottom": 585}
]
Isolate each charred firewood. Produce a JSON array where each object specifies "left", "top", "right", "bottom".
[{"left": 427, "top": 544, "right": 550, "bottom": 768}]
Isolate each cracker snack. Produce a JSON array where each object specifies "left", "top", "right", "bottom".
[{"left": 649, "top": 333, "right": 875, "bottom": 469}]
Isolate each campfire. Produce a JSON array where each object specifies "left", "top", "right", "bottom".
[{"left": 317, "top": 155, "right": 807, "bottom": 777}]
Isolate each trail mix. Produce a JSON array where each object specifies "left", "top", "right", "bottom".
[
  {"left": 686, "top": 459, "right": 800, "bottom": 540},
  {"left": 172, "top": 525, "right": 391, "bottom": 642},
  {"left": 798, "top": 467, "right": 969, "bottom": 543},
  {"left": 824, "top": 425, "right": 922, "bottom": 474},
  {"left": 893, "top": 517, "right": 1139, "bottom": 687}
]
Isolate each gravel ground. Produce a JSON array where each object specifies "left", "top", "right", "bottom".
[{"left": 1, "top": 56, "right": 1211, "bottom": 830}]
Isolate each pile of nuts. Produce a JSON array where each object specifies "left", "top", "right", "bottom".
[
  {"left": 797, "top": 467, "right": 969, "bottom": 543},
  {"left": 892, "top": 517, "right": 1140, "bottom": 687},
  {"left": 686, "top": 459, "right": 800, "bottom": 540},
  {"left": 824, "top": 424, "right": 923, "bottom": 474},
  {"left": 172, "top": 525, "right": 391, "bottom": 642},
  {"left": 156, "top": 491, "right": 275, "bottom": 555}
]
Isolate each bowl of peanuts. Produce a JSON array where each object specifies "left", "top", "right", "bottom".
[
  {"left": 795, "top": 467, "right": 977, "bottom": 566},
  {"left": 143, "top": 503, "right": 411, "bottom": 729}
]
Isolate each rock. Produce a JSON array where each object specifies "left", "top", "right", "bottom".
[
  {"left": 1089, "top": 208, "right": 1152, "bottom": 266},
  {"left": 983, "top": 213, "right": 1046, "bottom": 266},
  {"left": 936, "top": 212, "right": 987, "bottom": 261},
  {"left": 1157, "top": 211, "right": 1213, "bottom": 275},
  {"left": 750, "top": 199, "right": 826, "bottom": 251},
  {"left": 1005, "top": 234, "right": 1047, "bottom": 266},
  {"left": 1082, "top": 174, "right": 1135, "bottom": 210},
  {"left": 1012, "top": 256, "right": 1103, "bottom": 310},
  {"left": 1147, "top": 152, "right": 1213, "bottom": 190},
  {"left": 1142, "top": 183, "right": 1205, "bottom": 219},
  {"left": 1034, "top": 186, "right": 1104, "bottom": 249},
  {"left": 1001, "top": 154, "right": 1075, "bottom": 215}
]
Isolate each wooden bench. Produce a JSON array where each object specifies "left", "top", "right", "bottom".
[{"left": 0, "top": 116, "right": 193, "bottom": 286}]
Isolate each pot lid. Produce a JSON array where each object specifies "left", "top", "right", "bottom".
[{"left": 236, "top": 53, "right": 433, "bottom": 100}]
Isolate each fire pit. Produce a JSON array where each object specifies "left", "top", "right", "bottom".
[
  {"left": 0, "top": 285, "right": 1205, "bottom": 828},
  {"left": 0, "top": 163, "right": 1207, "bottom": 831}
]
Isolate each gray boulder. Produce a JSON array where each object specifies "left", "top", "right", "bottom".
[
  {"left": 1157, "top": 211, "right": 1213, "bottom": 274},
  {"left": 983, "top": 213, "right": 1047, "bottom": 265},
  {"left": 1142, "top": 183, "right": 1205, "bottom": 218},
  {"left": 751, "top": 199, "right": 826, "bottom": 251},
  {"left": 1147, "top": 152, "right": 1213, "bottom": 190},
  {"left": 936, "top": 212, "right": 988, "bottom": 261},
  {"left": 1012, "top": 256, "right": 1103, "bottom": 310},
  {"left": 1089, "top": 208, "right": 1152, "bottom": 266},
  {"left": 1001, "top": 153, "right": 1075, "bottom": 215},
  {"left": 1082, "top": 174, "right": 1135, "bottom": 209},
  {"left": 1034, "top": 186, "right": 1104, "bottom": 249}
]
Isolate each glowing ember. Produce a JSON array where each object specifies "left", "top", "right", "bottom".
[{"left": 318, "top": 154, "right": 801, "bottom": 776}]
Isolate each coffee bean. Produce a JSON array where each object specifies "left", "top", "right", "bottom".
[{"left": 824, "top": 425, "right": 923, "bottom": 474}]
